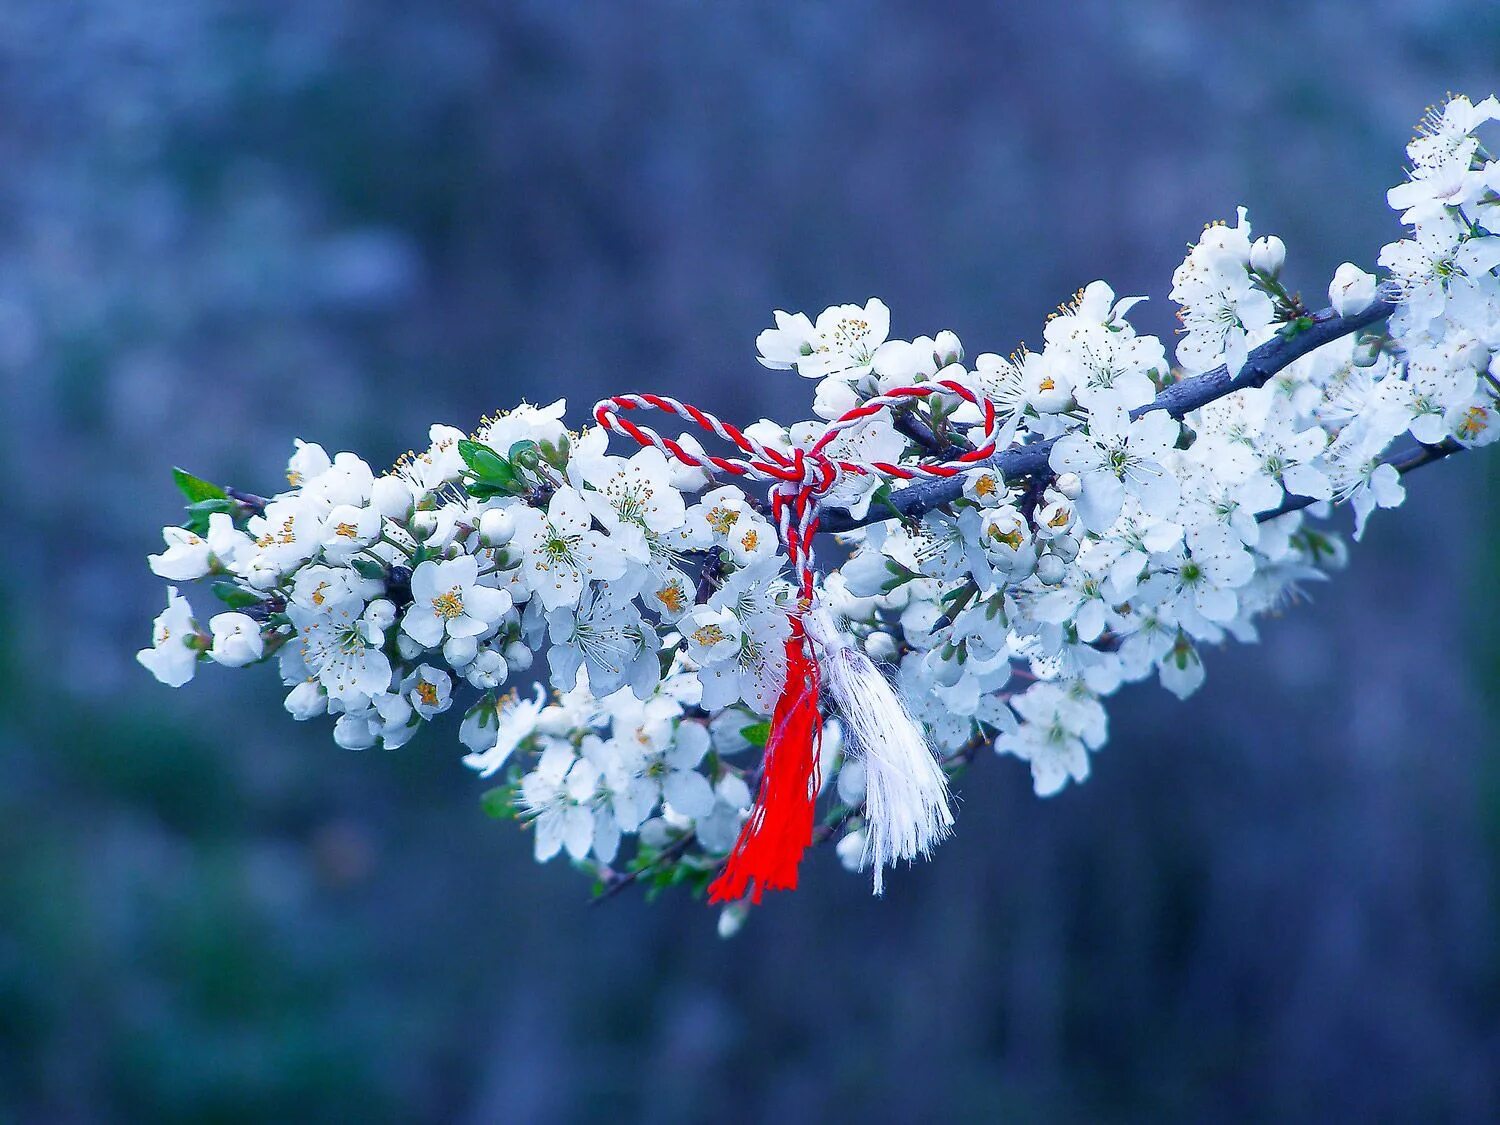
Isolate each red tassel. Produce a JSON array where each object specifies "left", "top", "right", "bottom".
[{"left": 708, "top": 622, "right": 823, "bottom": 905}]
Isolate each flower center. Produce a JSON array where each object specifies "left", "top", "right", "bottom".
[
  {"left": 433, "top": 587, "right": 465, "bottom": 620},
  {"left": 692, "top": 624, "right": 726, "bottom": 647},
  {"left": 707, "top": 506, "right": 739, "bottom": 535},
  {"left": 655, "top": 583, "right": 687, "bottom": 615},
  {"left": 1460, "top": 405, "right": 1490, "bottom": 439}
]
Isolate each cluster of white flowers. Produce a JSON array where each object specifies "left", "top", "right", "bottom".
[{"left": 141, "top": 96, "right": 1500, "bottom": 914}]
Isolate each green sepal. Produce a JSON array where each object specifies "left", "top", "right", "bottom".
[
  {"left": 508, "top": 440, "right": 541, "bottom": 470},
  {"left": 480, "top": 785, "right": 519, "bottom": 820}
]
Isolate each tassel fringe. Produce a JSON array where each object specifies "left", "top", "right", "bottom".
[
  {"left": 707, "top": 626, "right": 823, "bottom": 904},
  {"left": 808, "top": 609, "right": 954, "bottom": 895}
]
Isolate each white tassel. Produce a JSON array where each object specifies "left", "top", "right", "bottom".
[{"left": 807, "top": 608, "right": 954, "bottom": 894}]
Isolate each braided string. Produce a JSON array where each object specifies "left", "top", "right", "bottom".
[{"left": 593, "top": 379, "right": 1000, "bottom": 602}]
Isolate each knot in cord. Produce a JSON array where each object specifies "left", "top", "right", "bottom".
[
  {"left": 593, "top": 379, "right": 1000, "bottom": 606},
  {"left": 594, "top": 380, "right": 999, "bottom": 907}
]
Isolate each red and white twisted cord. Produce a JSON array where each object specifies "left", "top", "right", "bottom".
[{"left": 593, "top": 379, "right": 1001, "bottom": 600}]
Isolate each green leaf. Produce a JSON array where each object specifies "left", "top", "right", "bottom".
[
  {"left": 172, "top": 467, "right": 227, "bottom": 504},
  {"left": 351, "top": 557, "right": 386, "bottom": 580},
  {"left": 480, "top": 786, "right": 518, "bottom": 820},
  {"left": 740, "top": 721, "right": 771, "bottom": 748},
  {"left": 211, "top": 582, "right": 263, "bottom": 609}
]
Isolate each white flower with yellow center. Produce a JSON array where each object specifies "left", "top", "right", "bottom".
[
  {"left": 148, "top": 513, "right": 249, "bottom": 581},
  {"left": 1043, "top": 280, "right": 1161, "bottom": 412},
  {"left": 462, "top": 684, "right": 547, "bottom": 778},
  {"left": 290, "top": 564, "right": 375, "bottom": 611},
  {"left": 240, "top": 496, "right": 328, "bottom": 575},
  {"left": 285, "top": 439, "right": 331, "bottom": 489},
  {"left": 510, "top": 486, "right": 629, "bottom": 611},
  {"left": 402, "top": 555, "right": 513, "bottom": 649},
  {"left": 682, "top": 604, "right": 742, "bottom": 667},
  {"left": 136, "top": 587, "right": 203, "bottom": 687},
  {"left": 289, "top": 596, "right": 393, "bottom": 704},
  {"left": 759, "top": 298, "right": 891, "bottom": 381},
  {"left": 404, "top": 663, "right": 453, "bottom": 719},
  {"left": 547, "top": 595, "right": 661, "bottom": 700},
  {"left": 319, "top": 502, "right": 383, "bottom": 563},
  {"left": 397, "top": 423, "right": 469, "bottom": 495}
]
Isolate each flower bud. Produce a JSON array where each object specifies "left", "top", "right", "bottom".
[
  {"left": 409, "top": 509, "right": 439, "bottom": 541},
  {"left": 1053, "top": 472, "right": 1083, "bottom": 499},
  {"left": 899, "top": 600, "right": 944, "bottom": 648},
  {"left": 479, "top": 507, "right": 516, "bottom": 548},
  {"left": 836, "top": 758, "right": 867, "bottom": 805},
  {"left": 1250, "top": 235, "right": 1286, "bottom": 277},
  {"left": 208, "top": 612, "right": 264, "bottom": 667},
  {"left": 1035, "top": 553, "right": 1066, "bottom": 585},
  {"left": 863, "top": 630, "right": 898, "bottom": 663},
  {"left": 443, "top": 634, "right": 479, "bottom": 669},
  {"left": 835, "top": 828, "right": 868, "bottom": 874},
  {"left": 933, "top": 330, "right": 963, "bottom": 367},
  {"left": 465, "top": 649, "right": 507, "bottom": 690},
  {"left": 334, "top": 713, "right": 378, "bottom": 751},
  {"left": 925, "top": 649, "right": 963, "bottom": 687},
  {"left": 1048, "top": 534, "right": 1081, "bottom": 563},
  {"left": 371, "top": 475, "right": 413, "bottom": 520},
  {"left": 1329, "top": 262, "right": 1378, "bottom": 317},
  {"left": 504, "top": 640, "right": 534, "bottom": 673},
  {"left": 812, "top": 378, "right": 860, "bottom": 421},
  {"left": 284, "top": 680, "right": 327, "bottom": 721},
  {"left": 1351, "top": 334, "right": 1384, "bottom": 368},
  {"left": 717, "top": 901, "right": 750, "bottom": 939},
  {"left": 363, "top": 598, "right": 396, "bottom": 635}
]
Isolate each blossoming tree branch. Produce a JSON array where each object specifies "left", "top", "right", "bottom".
[{"left": 141, "top": 96, "right": 1500, "bottom": 933}]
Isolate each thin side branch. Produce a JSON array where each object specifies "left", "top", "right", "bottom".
[
  {"left": 1255, "top": 437, "right": 1465, "bottom": 522},
  {"left": 819, "top": 287, "right": 1400, "bottom": 533}
]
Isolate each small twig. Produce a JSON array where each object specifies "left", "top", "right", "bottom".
[
  {"left": 592, "top": 830, "right": 699, "bottom": 904},
  {"left": 695, "top": 548, "right": 727, "bottom": 604},
  {"left": 225, "top": 486, "right": 269, "bottom": 513},
  {"left": 819, "top": 287, "right": 1401, "bottom": 533},
  {"left": 894, "top": 409, "right": 945, "bottom": 455},
  {"left": 894, "top": 405, "right": 974, "bottom": 457},
  {"left": 1255, "top": 438, "right": 1465, "bottom": 523}
]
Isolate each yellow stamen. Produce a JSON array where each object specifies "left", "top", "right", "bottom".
[
  {"left": 655, "top": 583, "right": 687, "bottom": 615},
  {"left": 692, "top": 624, "right": 726, "bottom": 647},
  {"left": 432, "top": 588, "right": 465, "bottom": 620}
]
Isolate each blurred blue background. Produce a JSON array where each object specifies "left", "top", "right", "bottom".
[{"left": 4, "top": 2, "right": 1500, "bottom": 1121}]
